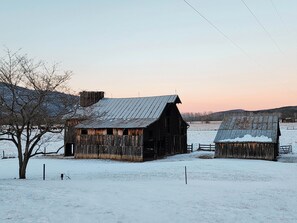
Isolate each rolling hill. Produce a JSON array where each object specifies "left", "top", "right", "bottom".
[{"left": 183, "top": 106, "right": 297, "bottom": 122}]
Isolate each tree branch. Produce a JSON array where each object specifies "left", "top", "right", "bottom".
[{"left": 30, "top": 145, "right": 64, "bottom": 158}]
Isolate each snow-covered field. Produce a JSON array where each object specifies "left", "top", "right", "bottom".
[
  {"left": 1, "top": 122, "right": 297, "bottom": 223},
  {"left": 0, "top": 131, "right": 64, "bottom": 158}
]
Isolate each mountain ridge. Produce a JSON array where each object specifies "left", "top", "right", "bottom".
[{"left": 183, "top": 106, "right": 297, "bottom": 122}]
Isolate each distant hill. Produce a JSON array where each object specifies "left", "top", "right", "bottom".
[
  {"left": 183, "top": 106, "right": 297, "bottom": 122},
  {"left": 0, "top": 82, "right": 79, "bottom": 117}
]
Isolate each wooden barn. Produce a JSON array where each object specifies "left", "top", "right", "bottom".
[
  {"left": 214, "top": 114, "right": 281, "bottom": 161},
  {"left": 64, "top": 91, "right": 188, "bottom": 161}
]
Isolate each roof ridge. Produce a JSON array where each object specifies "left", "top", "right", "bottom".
[{"left": 102, "top": 94, "right": 179, "bottom": 100}]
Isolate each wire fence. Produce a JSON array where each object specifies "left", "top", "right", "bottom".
[{"left": 279, "top": 145, "right": 292, "bottom": 154}]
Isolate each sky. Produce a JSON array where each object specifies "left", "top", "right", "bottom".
[{"left": 1, "top": 0, "right": 297, "bottom": 112}]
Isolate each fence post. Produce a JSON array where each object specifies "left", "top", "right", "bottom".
[
  {"left": 43, "top": 164, "right": 46, "bottom": 180},
  {"left": 191, "top": 143, "right": 193, "bottom": 152},
  {"left": 185, "top": 166, "right": 187, "bottom": 185},
  {"left": 2, "top": 151, "right": 4, "bottom": 158}
]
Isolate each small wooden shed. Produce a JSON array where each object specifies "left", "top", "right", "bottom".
[
  {"left": 214, "top": 114, "right": 281, "bottom": 161},
  {"left": 64, "top": 91, "right": 188, "bottom": 161}
]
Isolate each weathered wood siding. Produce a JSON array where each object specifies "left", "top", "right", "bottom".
[
  {"left": 64, "top": 119, "right": 81, "bottom": 144},
  {"left": 64, "top": 119, "right": 82, "bottom": 156},
  {"left": 215, "top": 142, "right": 278, "bottom": 161},
  {"left": 143, "top": 103, "right": 187, "bottom": 160},
  {"left": 75, "top": 129, "right": 144, "bottom": 161}
]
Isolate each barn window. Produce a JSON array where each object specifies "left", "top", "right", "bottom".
[
  {"left": 81, "top": 129, "right": 88, "bottom": 135},
  {"left": 123, "top": 129, "right": 128, "bottom": 135},
  {"left": 107, "top": 128, "right": 113, "bottom": 135}
]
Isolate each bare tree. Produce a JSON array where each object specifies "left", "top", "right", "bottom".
[{"left": 0, "top": 49, "right": 77, "bottom": 179}]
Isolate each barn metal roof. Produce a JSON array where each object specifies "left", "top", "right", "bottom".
[
  {"left": 214, "top": 115, "right": 280, "bottom": 143},
  {"left": 75, "top": 95, "right": 181, "bottom": 129}
]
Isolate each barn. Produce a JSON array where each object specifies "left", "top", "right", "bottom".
[
  {"left": 64, "top": 91, "right": 188, "bottom": 161},
  {"left": 214, "top": 114, "right": 281, "bottom": 161}
]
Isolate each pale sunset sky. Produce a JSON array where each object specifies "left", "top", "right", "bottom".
[{"left": 1, "top": 0, "right": 297, "bottom": 112}]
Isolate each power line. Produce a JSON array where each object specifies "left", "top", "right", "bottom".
[
  {"left": 183, "top": 0, "right": 258, "bottom": 65},
  {"left": 240, "top": 0, "right": 284, "bottom": 54},
  {"left": 270, "top": 0, "right": 283, "bottom": 22},
  {"left": 270, "top": 0, "right": 290, "bottom": 34}
]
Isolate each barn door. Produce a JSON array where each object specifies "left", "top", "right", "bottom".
[{"left": 65, "top": 143, "right": 75, "bottom": 156}]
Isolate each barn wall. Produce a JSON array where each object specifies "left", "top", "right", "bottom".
[
  {"left": 65, "top": 119, "right": 81, "bottom": 144},
  {"left": 143, "top": 104, "right": 187, "bottom": 160},
  {"left": 64, "top": 119, "right": 82, "bottom": 156},
  {"left": 214, "top": 142, "right": 278, "bottom": 161},
  {"left": 75, "top": 128, "right": 144, "bottom": 162}
]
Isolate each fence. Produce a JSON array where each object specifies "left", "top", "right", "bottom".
[
  {"left": 188, "top": 144, "right": 293, "bottom": 154},
  {"left": 187, "top": 144, "right": 193, "bottom": 153},
  {"left": 1, "top": 150, "right": 16, "bottom": 159},
  {"left": 187, "top": 143, "right": 215, "bottom": 152},
  {"left": 198, "top": 144, "right": 215, "bottom": 151},
  {"left": 279, "top": 145, "right": 292, "bottom": 154}
]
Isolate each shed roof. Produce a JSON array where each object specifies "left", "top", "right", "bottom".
[
  {"left": 214, "top": 115, "right": 280, "bottom": 143},
  {"left": 75, "top": 95, "right": 181, "bottom": 128}
]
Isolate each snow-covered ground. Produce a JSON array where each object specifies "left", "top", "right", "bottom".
[
  {"left": 1, "top": 122, "right": 297, "bottom": 223},
  {"left": 0, "top": 131, "right": 64, "bottom": 158}
]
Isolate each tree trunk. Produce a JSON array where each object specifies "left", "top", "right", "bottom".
[{"left": 19, "top": 158, "right": 29, "bottom": 179}]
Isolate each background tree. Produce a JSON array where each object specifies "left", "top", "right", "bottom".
[{"left": 0, "top": 49, "right": 77, "bottom": 179}]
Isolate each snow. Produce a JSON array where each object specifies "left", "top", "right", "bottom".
[
  {"left": 1, "top": 122, "right": 297, "bottom": 222},
  {"left": 187, "top": 122, "right": 219, "bottom": 149},
  {"left": 0, "top": 131, "right": 64, "bottom": 158},
  {"left": 218, "top": 134, "right": 273, "bottom": 143}
]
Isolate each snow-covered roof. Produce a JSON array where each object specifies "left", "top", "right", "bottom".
[
  {"left": 214, "top": 115, "right": 280, "bottom": 143},
  {"left": 75, "top": 95, "right": 181, "bottom": 129}
]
